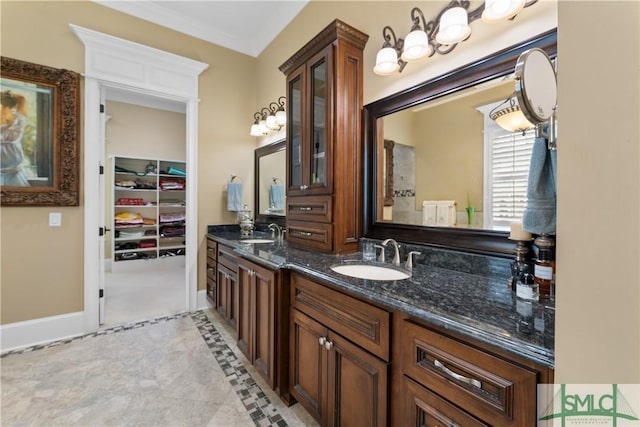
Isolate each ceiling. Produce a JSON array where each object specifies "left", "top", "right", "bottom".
[{"left": 93, "top": 1, "right": 309, "bottom": 57}]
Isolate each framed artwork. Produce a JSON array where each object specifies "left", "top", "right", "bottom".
[{"left": 1, "top": 57, "right": 80, "bottom": 206}]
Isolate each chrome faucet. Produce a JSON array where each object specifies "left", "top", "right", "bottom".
[
  {"left": 405, "top": 251, "right": 422, "bottom": 269},
  {"left": 268, "top": 223, "right": 283, "bottom": 241},
  {"left": 381, "top": 238, "right": 401, "bottom": 266}
]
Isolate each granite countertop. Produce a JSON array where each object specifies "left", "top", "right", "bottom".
[{"left": 207, "top": 227, "right": 555, "bottom": 368}]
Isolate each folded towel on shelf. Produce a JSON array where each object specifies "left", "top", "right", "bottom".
[
  {"left": 269, "top": 184, "right": 285, "bottom": 211},
  {"left": 227, "top": 182, "right": 243, "bottom": 211},
  {"left": 523, "top": 134, "right": 557, "bottom": 234}
]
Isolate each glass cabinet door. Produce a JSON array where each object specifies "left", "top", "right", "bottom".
[
  {"left": 287, "top": 68, "right": 304, "bottom": 192},
  {"left": 310, "top": 57, "right": 326, "bottom": 188}
]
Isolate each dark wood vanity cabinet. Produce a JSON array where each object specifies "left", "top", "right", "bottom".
[
  {"left": 237, "top": 257, "right": 279, "bottom": 388},
  {"left": 216, "top": 243, "right": 239, "bottom": 330},
  {"left": 392, "top": 314, "right": 553, "bottom": 427},
  {"left": 206, "top": 238, "right": 217, "bottom": 305},
  {"left": 280, "top": 19, "right": 368, "bottom": 254},
  {"left": 289, "top": 272, "right": 389, "bottom": 426}
]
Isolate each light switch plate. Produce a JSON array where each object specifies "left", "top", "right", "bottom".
[{"left": 49, "top": 212, "right": 62, "bottom": 227}]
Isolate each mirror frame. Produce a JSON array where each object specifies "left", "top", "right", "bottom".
[
  {"left": 363, "top": 29, "right": 557, "bottom": 257},
  {"left": 254, "top": 139, "right": 286, "bottom": 225}
]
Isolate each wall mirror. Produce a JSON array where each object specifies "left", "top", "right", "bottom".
[
  {"left": 363, "top": 30, "right": 557, "bottom": 256},
  {"left": 254, "top": 139, "right": 286, "bottom": 224}
]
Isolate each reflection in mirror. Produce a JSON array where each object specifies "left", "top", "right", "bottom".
[
  {"left": 381, "top": 76, "right": 531, "bottom": 230},
  {"left": 254, "top": 140, "right": 286, "bottom": 224},
  {"left": 364, "top": 30, "right": 557, "bottom": 256}
]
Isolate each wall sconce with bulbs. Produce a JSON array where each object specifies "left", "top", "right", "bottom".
[
  {"left": 250, "top": 96, "right": 286, "bottom": 136},
  {"left": 373, "top": 0, "right": 538, "bottom": 76}
]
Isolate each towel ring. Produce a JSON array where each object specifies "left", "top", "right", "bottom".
[{"left": 230, "top": 175, "right": 243, "bottom": 183}]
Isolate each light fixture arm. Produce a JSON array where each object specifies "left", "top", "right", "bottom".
[{"left": 253, "top": 112, "right": 262, "bottom": 124}]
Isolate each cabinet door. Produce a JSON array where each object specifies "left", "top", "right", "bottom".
[
  {"left": 290, "top": 309, "right": 327, "bottom": 424},
  {"left": 237, "top": 261, "right": 253, "bottom": 361},
  {"left": 305, "top": 46, "right": 333, "bottom": 195},
  {"left": 216, "top": 264, "right": 230, "bottom": 319},
  {"left": 326, "top": 331, "right": 388, "bottom": 427},
  {"left": 253, "top": 262, "right": 276, "bottom": 388},
  {"left": 287, "top": 64, "right": 305, "bottom": 195}
]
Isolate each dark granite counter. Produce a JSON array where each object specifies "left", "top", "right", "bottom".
[{"left": 206, "top": 225, "right": 555, "bottom": 368}]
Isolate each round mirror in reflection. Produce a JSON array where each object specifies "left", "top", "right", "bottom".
[{"left": 515, "top": 48, "right": 557, "bottom": 124}]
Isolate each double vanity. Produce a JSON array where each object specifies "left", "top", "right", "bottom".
[
  {"left": 227, "top": 18, "right": 558, "bottom": 426},
  {"left": 206, "top": 226, "right": 554, "bottom": 426}
]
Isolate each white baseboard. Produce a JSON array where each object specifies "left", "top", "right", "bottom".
[
  {"left": 197, "top": 290, "right": 213, "bottom": 310},
  {"left": 0, "top": 311, "right": 85, "bottom": 353}
]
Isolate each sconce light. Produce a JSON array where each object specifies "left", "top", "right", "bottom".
[
  {"left": 489, "top": 93, "right": 534, "bottom": 133},
  {"left": 249, "top": 96, "right": 286, "bottom": 136},
  {"left": 374, "top": 26, "right": 406, "bottom": 76},
  {"left": 374, "top": 0, "right": 537, "bottom": 76}
]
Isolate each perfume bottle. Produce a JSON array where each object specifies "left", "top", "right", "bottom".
[{"left": 534, "top": 234, "right": 556, "bottom": 299}]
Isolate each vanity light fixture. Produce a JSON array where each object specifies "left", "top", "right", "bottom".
[
  {"left": 489, "top": 93, "right": 534, "bottom": 133},
  {"left": 249, "top": 96, "right": 286, "bottom": 136},
  {"left": 373, "top": 0, "right": 537, "bottom": 76}
]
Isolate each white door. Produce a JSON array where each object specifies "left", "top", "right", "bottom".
[{"left": 98, "top": 88, "right": 107, "bottom": 325}]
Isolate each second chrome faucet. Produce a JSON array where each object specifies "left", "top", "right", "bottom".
[{"left": 377, "top": 238, "right": 421, "bottom": 269}]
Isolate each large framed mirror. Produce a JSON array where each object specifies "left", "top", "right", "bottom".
[
  {"left": 254, "top": 139, "right": 286, "bottom": 225},
  {"left": 363, "top": 30, "right": 557, "bottom": 257}
]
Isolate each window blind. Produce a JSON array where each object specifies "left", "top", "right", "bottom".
[{"left": 489, "top": 131, "right": 535, "bottom": 227}]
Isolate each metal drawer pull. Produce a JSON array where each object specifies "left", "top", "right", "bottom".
[
  {"left": 324, "top": 340, "right": 333, "bottom": 350},
  {"left": 300, "top": 232, "right": 312, "bottom": 237},
  {"left": 319, "top": 337, "right": 326, "bottom": 346},
  {"left": 433, "top": 359, "right": 482, "bottom": 389},
  {"left": 299, "top": 207, "right": 312, "bottom": 211},
  {"left": 300, "top": 185, "right": 308, "bottom": 190}
]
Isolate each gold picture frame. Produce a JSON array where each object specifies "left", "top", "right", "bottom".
[{"left": 1, "top": 57, "right": 80, "bottom": 206}]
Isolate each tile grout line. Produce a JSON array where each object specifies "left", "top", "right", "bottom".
[{"left": 190, "top": 311, "right": 289, "bottom": 427}]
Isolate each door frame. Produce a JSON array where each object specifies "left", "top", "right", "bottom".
[{"left": 71, "top": 24, "right": 208, "bottom": 332}]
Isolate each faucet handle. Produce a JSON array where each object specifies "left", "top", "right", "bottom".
[
  {"left": 374, "top": 245, "right": 385, "bottom": 263},
  {"left": 406, "top": 251, "right": 422, "bottom": 269}
]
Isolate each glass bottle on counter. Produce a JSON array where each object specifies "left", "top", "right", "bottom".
[{"left": 534, "top": 234, "right": 556, "bottom": 299}]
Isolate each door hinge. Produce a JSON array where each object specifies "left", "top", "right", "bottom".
[
  {"left": 99, "top": 289, "right": 104, "bottom": 298},
  {"left": 99, "top": 227, "right": 104, "bottom": 236},
  {"left": 99, "top": 165, "right": 104, "bottom": 175},
  {"left": 100, "top": 104, "right": 105, "bottom": 113}
]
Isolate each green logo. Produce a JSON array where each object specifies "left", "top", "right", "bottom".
[{"left": 539, "top": 384, "right": 639, "bottom": 426}]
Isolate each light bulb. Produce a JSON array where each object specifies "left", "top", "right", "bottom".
[{"left": 482, "top": 0, "right": 525, "bottom": 23}]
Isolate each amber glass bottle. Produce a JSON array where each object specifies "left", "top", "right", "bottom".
[{"left": 534, "top": 235, "right": 556, "bottom": 299}]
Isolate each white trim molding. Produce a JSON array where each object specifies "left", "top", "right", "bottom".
[
  {"left": 71, "top": 24, "right": 209, "bottom": 333},
  {"left": 0, "top": 312, "right": 84, "bottom": 353}
]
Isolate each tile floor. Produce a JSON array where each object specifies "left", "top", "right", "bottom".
[
  {"left": 102, "top": 263, "right": 186, "bottom": 328},
  {"left": 1, "top": 310, "right": 318, "bottom": 427}
]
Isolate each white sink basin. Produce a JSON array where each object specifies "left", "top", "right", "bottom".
[
  {"left": 240, "top": 239, "right": 274, "bottom": 244},
  {"left": 330, "top": 264, "right": 410, "bottom": 281}
]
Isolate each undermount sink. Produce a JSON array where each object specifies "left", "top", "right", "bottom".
[
  {"left": 239, "top": 238, "right": 274, "bottom": 244},
  {"left": 330, "top": 264, "right": 410, "bottom": 281}
]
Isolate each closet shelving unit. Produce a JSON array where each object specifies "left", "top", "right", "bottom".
[{"left": 111, "top": 155, "right": 186, "bottom": 271}]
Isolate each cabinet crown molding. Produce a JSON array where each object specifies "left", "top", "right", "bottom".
[{"left": 279, "top": 19, "right": 369, "bottom": 75}]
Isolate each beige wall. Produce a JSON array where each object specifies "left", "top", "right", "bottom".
[
  {"left": 555, "top": 1, "right": 639, "bottom": 383},
  {"left": 0, "top": 0, "right": 257, "bottom": 323},
  {"left": 103, "top": 101, "right": 187, "bottom": 259}
]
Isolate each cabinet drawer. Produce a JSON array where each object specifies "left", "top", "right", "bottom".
[
  {"left": 207, "top": 264, "right": 216, "bottom": 282},
  {"left": 286, "top": 221, "right": 332, "bottom": 252},
  {"left": 206, "top": 238, "right": 217, "bottom": 263},
  {"left": 217, "top": 244, "right": 238, "bottom": 271},
  {"left": 286, "top": 195, "right": 332, "bottom": 223},
  {"left": 291, "top": 273, "right": 390, "bottom": 361},
  {"left": 403, "top": 375, "right": 488, "bottom": 427},
  {"left": 401, "top": 320, "right": 537, "bottom": 426}
]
